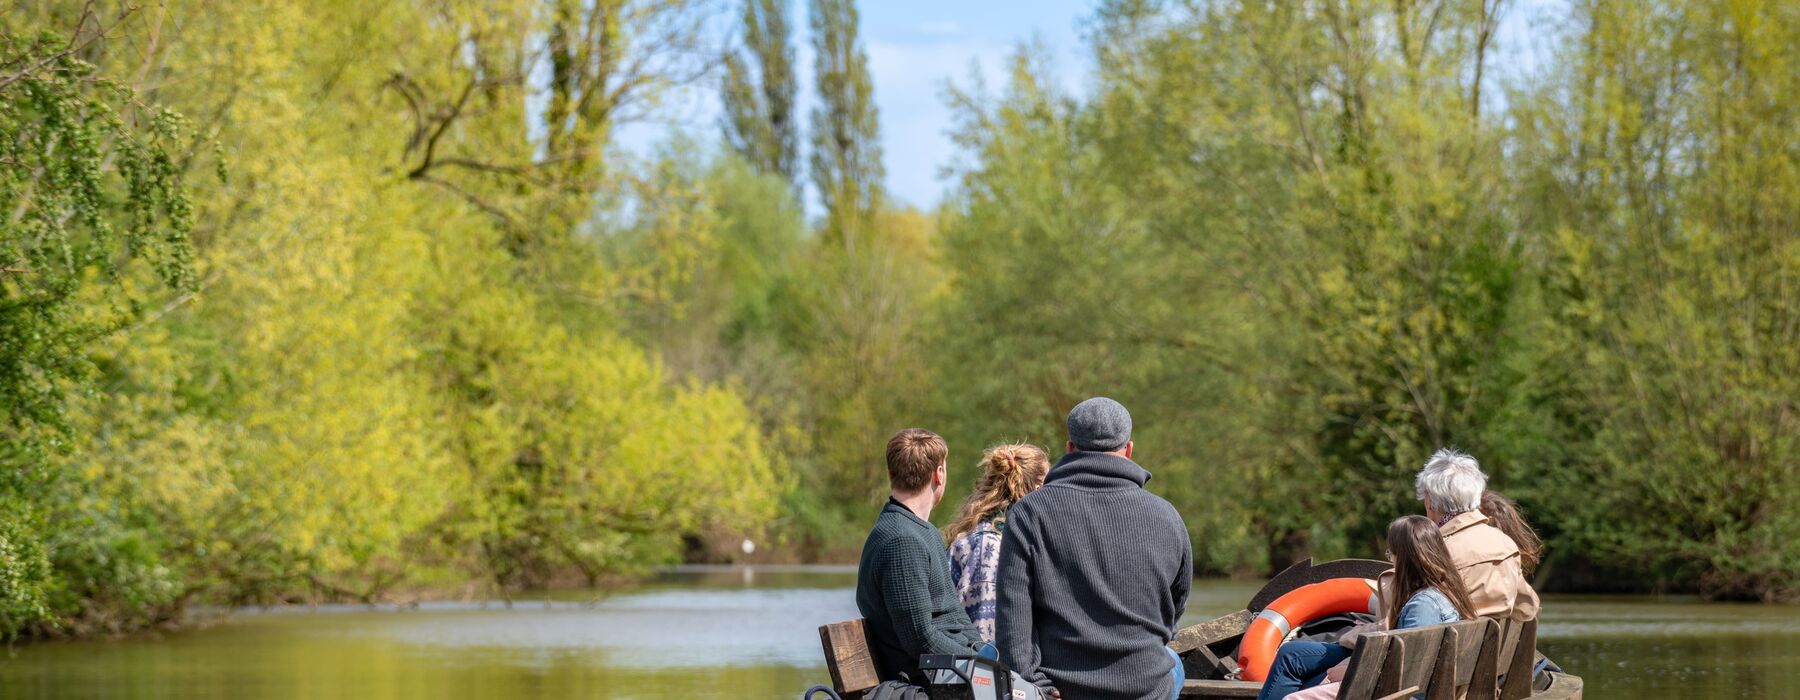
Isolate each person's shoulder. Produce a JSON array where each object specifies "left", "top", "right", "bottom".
[
  {"left": 1455, "top": 522, "right": 1522, "bottom": 561},
  {"left": 1136, "top": 489, "right": 1188, "bottom": 525},
  {"left": 1405, "top": 587, "right": 1459, "bottom": 622},
  {"left": 868, "top": 516, "right": 931, "bottom": 554},
  {"left": 1003, "top": 491, "right": 1049, "bottom": 523},
  {"left": 949, "top": 524, "right": 996, "bottom": 552}
]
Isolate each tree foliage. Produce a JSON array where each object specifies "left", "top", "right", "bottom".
[
  {"left": 808, "top": 0, "right": 883, "bottom": 246},
  {"left": 0, "top": 0, "right": 783, "bottom": 639},
  {"left": 930, "top": 0, "right": 1800, "bottom": 599},
  {"left": 723, "top": 0, "right": 799, "bottom": 189},
  {"left": 1500, "top": 0, "right": 1800, "bottom": 598},
  {"left": 3, "top": 0, "right": 1798, "bottom": 643},
  {"left": 0, "top": 8, "right": 195, "bottom": 634}
]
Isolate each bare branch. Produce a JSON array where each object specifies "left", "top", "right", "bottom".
[{"left": 414, "top": 172, "right": 516, "bottom": 227}]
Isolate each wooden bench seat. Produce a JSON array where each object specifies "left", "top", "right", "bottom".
[
  {"left": 1331, "top": 618, "right": 1537, "bottom": 700},
  {"left": 1180, "top": 679, "right": 1264, "bottom": 697},
  {"left": 820, "top": 616, "right": 1569, "bottom": 700},
  {"left": 818, "top": 618, "right": 880, "bottom": 699}
]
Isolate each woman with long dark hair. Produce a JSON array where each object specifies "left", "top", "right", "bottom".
[
  {"left": 1480, "top": 490, "right": 1544, "bottom": 577},
  {"left": 1257, "top": 516, "right": 1478, "bottom": 700},
  {"left": 944, "top": 443, "right": 1051, "bottom": 642}
]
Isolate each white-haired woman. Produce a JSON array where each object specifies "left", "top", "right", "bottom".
[
  {"left": 1415, "top": 448, "right": 1540, "bottom": 621},
  {"left": 1266, "top": 450, "right": 1547, "bottom": 698}
]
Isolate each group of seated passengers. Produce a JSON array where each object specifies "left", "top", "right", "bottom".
[{"left": 855, "top": 397, "right": 1542, "bottom": 700}]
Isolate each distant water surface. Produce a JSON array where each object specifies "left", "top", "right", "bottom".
[{"left": 1, "top": 568, "right": 1794, "bottom": 699}]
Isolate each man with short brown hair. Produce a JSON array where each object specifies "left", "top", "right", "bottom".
[
  {"left": 856, "top": 428, "right": 986, "bottom": 684},
  {"left": 884, "top": 427, "right": 947, "bottom": 494}
]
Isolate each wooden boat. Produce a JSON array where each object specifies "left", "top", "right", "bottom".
[
  {"left": 813, "top": 558, "right": 1582, "bottom": 700},
  {"left": 1172, "top": 558, "right": 1583, "bottom": 700}
]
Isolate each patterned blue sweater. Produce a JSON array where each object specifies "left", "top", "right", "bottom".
[{"left": 947, "top": 519, "right": 1004, "bottom": 641}]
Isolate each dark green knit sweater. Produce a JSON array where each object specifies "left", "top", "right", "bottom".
[{"left": 855, "top": 498, "right": 985, "bottom": 681}]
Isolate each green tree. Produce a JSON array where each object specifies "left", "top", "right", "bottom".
[
  {"left": 808, "top": 0, "right": 883, "bottom": 246},
  {"left": 0, "top": 10, "right": 195, "bottom": 636},
  {"left": 939, "top": 0, "right": 1524, "bottom": 573},
  {"left": 722, "top": 0, "right": 799, "bottom": 189},
  {"left": 1501, "top": 0, "right": 1800, "bottom": 599},
  {"left": 3, "top": 0, "right": 786, "bottom": 637}
]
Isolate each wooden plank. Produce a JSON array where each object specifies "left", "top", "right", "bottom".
[
  {"left": 1498, "top": 619, "right": 1538, "bottom": 700},
  {"left": 819, "top": 619, "right": 880, "bottom": 697},
  {"left": 1423, "top": 620, "right": 1492, "bottom": 700},
  {"left": 1181, "top": 641, "right": 1229, "bottom": 680},
  {"left": 1533, "top": 671, "right": 1583, "bottom": 700},
  {"left": 1388, "top": 626, "right": 1446, "bottom": 699},
  {"left": 1495, "top": 618, "right": 1522, "bottom": 674},
  {"left": 1178, "top": 679, "right": 1264, "bottom": 698},
  {"left": 1444, "top": 619, "right": 1501, "bottom": 700},
  {"left": 1425, "top": 623, "right": 1462, "bottom": 700},
  {"left": 1171, "top": 609, "right": 1254, "bottom": 653},
  {"left": 1373, "top": 685, "right": 1423, "bottom": 700},
  {"left": 1216, "top": 651, "right": 1241, "bottom": 677},
  {"left": 1337, "top": 632, "right": 1394, "bottom": 700},
  {"left": 1371, "top": 635, "right": 1408, "bottom": 699}
]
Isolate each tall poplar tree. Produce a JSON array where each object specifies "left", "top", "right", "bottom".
[
  {"left": 722, "top": 0, "right": 798, "bottom": 189},
  {"left": 807, "top": 0, "right": 882, "bottom": 246}
]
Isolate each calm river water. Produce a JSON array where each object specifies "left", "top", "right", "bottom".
[{"left": 2, "top": 567, "right": 1796, "bottom": 699}]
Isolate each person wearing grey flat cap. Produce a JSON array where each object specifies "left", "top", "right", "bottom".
[{"left": 995, "top": 397, "right": 1194, "bottom": 700}]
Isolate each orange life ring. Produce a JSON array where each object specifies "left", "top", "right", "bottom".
[{"left": 1237, "top": 577, "right": 1379, "bottom": 682}]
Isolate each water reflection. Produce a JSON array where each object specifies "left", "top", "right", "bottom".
[{"left": 1, "top": 570, "right": 1795, "bottom": 699}]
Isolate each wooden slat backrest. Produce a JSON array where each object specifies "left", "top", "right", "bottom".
[
  {"left": 1340, "top": 624, "right": 1462, "bottom": 700},
  {"left": 1498, "top": 618, "right": 1539, "bottom": 700},
  {"left": 1433, "top": 619, "right": 1500, "bottom": 700},
  {"left": 1495, "top": 618, "right": 1522, "bottom": 672},
  {"left": 819, "top": 619, "right": 881, "bottom": 698},
  {"left": 1387, "top": 626, "right": 1447, "bottom": 699},
  {"left": 1337, "top": 632, "right": 1397, "bottom": 700}
]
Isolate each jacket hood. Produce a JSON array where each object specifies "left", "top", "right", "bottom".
[{"left": 1045, "top": 450, "right": 1152, "bottom": 490}]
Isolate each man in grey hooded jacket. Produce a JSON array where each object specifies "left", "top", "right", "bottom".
[{"left": 996, "top": 397, "right": 1194, "bottom": 700}]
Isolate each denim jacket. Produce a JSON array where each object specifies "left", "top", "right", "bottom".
[{"left": 1395, "top": 587, "right": 1462, "bottom": 630}]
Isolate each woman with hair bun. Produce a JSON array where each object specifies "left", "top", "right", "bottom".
[{"left": 945, "top": 443, "right": 1052, "bottom": 642}]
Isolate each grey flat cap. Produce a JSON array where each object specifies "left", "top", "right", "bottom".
[{"left": 1067, "top": 397, "right": 1132, "bottom": 452}]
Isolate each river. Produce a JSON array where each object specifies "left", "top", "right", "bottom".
[{"left": 2, "top": 567, "right": 1795, "bottom": 699}]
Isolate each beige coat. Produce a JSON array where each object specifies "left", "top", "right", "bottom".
[
  {"left": 1441, "top": 510, "right": 1540, "bottom": 621},
  {"left": 1341, "top": 509, "right": 1541, "bottom": 649}
]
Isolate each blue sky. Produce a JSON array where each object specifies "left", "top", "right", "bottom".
[{"left": 620, "top": 0, "right": 1566, "bottom": 214}]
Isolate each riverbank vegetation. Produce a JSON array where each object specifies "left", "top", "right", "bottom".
[{"left": 0, "top": 0, "right": 1794, "bottom": 638}]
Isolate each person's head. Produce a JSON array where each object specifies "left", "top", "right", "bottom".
[
  {"left": 1480, "top": 490, "right": 1543, "bottom": 577},
  {"left": 886, "top": 428, "right": 949, "bottom": 506},
  {"left": 1065, "top": 397, "right": 1133, "bottom": 458},
  {"left": 1415, "top": 448, "right": 1487, "bottom": 521},
  {"left": 1386, "top": 515, "right": 1478, "bottom": 628},
  {"left": 944, "top": 444, "right": 1052, "bottom": 544}
]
